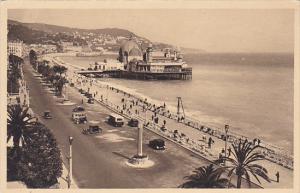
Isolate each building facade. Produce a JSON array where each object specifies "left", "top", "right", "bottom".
[{"left": 8, "top": 40, "right": 23, "bottom": 57}]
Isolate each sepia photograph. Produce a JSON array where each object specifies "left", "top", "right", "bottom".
[{"left": 3, "top": 1, "right": 299, "bottom": 191}]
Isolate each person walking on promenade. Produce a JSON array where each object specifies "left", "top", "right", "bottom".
[
  {"left": 208, "top": 137, "right": 213, "bottom": 148},
  {"left": 81, "top": 99, "right": 84, "bottom": 104},
  {"left": 221, "top": 148, "right": 225, "bottom": 155},
  {"left": 163, "top": 120, "right": 166, "bottom": 126},
  {"left": 228, "top": 147, "right": 231, "bottom": 157},
  {"left": 276, "top": 171, "right": 280, "bottom": 183},
  {"left": 219, "top": 153, "right": 223, "bottom": 164}
]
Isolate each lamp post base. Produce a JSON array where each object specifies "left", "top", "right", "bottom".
[{"left": 126, "top": 155, "right": 154, "bottom": 168}]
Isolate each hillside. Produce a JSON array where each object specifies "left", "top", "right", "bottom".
[
  {"left": 8, "top": 19, "right": 139, "bottom": 38},
  {"left": 8, "top": 19, "right": 205, "bottom": 53}
]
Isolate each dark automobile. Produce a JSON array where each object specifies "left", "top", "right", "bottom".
[
  {"left": 74, "top": 116, "right": 87, "bottom": 124},
  {"left": 79, "top": 89, "right": 85, "bottom": 94},
  {"left": 149, "top": 139, "right": 165, "bottom": 150},
  {"left": 72, "top": 106, "right": 85, "bottom": 112},
  {"left": 86, "top": 93, "right": 93, "bottom": 98},
  {"left": 82, "top": 121, "right": 102, "bottom": 135},
  {"left": 128, "top": 118, "right": 139, "bottom": 127},
  {"left": 43, "top": 110, "right": 53, "bottom": 119},
  {"left": 87, "top": 97, "right": 94, "bottom": 104}
]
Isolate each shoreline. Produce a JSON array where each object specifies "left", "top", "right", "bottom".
[{"left": 45, "top": 53, "right": 294, "bottom": 170}]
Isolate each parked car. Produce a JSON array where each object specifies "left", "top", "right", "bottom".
[
  {"left": 87, "top": 97, "right": 94, "bottom": 104},
  {"left": 72, "top": 106, "right": 87, "bottom": 124},
  {"left": 43, "top": 110, "right": 52, "bottom": 119},
  {"left": 149, "top": 139, "right": 165, "bottom": 150},
  {"left": 108, "top": 113, "right": 124, "bottom": 127},
  {"left": 79, "top": 88, "right": 84, "bottom": 94},
  {"left": 72, "top": 106, "right": 85, "bottom": 112},
  {"left": 82, "top": 121, "right": 102, "bottom": 135},
  {"left": 72, "top": 112, "right": 87, "bottom": 124},
  {"left": 128, "top": 118, "right": 139, "bottom": 127},
  {"left": 86, "top": 93, "right": 93, "bottom": 98}
]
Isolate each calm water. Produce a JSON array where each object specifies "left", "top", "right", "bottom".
[{"left": 61, "top": 53, "right": 294, "bottom": 152}]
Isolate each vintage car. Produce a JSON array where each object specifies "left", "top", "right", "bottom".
[
  {"left": 128, "top": 118, "right": 139, "bottom": 127},
  {"left": 72, "top": 106, "right": 87, "bottom": 124},
  {"left": 72, "top": 112, "right": 87, "bottom": 124},
  {"left": 43, "top": 110, "right": 53, "bottom": 119},
  {"left": 82, "top": 121, "right": 102, "bottom": 135},
  {"left": 87, "top": 97, "right": 95, "bottom": 104},
  {"left": 107, "top": 113, "right": 124, "bottom": 127},
  {"left": 149, "top": 139, "right": 165, "bottom": 150},
  {"left": 72, "top": 106, "right": 85, "bottom": 112}
]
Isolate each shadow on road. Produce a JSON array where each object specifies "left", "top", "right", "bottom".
[{"left": 113, "top": 151, "right": 131, "bottom": 160}]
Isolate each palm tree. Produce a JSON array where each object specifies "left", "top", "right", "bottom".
[
  {"left": 7, "top": 104, "right": 36, "bottom": 148},
  {"left": 29, "top": 50, "right": 37, "bottom": 65},
  {"left": 222, "top": 140, "right": 271, "bottom": 188},
  {"left": 180, "top": 164, "right": 229, "bottom": 188}
]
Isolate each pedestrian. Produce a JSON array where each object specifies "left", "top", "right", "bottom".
[
  {"left": 151, "top": 115, "right": 154, "bottom": 120},
  {"left": 276, "top": 171, "right": 280, "bottom": 183},
  {"left": 163, "top": 120, "right": 166, "bottom": 125},
  {"left": 208, "top": 137, "right": 212, "bottom": 148},
  {"left": 219, "top": 153, "right": 223, "bottom": 163},
  {"left": 163, "top": 102, "right": 166, "bottom": 108},
  {"left": 221, "top": 148, "right": 225, "bottom": 155},
  {"left": 81, "top": 98, "right": 84, "bottom": 104},
  {"left": 228, "top": 147, "right": 231, "bottom": 157}
]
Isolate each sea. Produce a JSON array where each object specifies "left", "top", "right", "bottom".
[{"left": 60, "top": 53, "right": 294, "bottom": 153}]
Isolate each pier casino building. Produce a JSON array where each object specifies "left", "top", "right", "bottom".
[{"left": 117, "top": 39, "right": 192, "bottom": 80}]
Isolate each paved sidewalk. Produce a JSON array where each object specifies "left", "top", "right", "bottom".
[{"left": 57, "top": 162, "right": 78, "bottom": 189}]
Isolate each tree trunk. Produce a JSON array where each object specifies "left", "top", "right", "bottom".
[{"left": 237, "top": 175, "right": 242, "bottom": 188}]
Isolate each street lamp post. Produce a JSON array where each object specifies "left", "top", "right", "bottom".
[
  {"left": 67, "top": 136, "right": 73, "bottom": 189},
  {"left": 224, "top": 124, "right": 229, "bottom": 165}
]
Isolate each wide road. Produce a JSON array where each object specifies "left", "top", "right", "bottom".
[{"left": 22, "top": 60, "right": 260, "bottom": 188}]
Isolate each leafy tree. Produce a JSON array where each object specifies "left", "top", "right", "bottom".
[
  {"left": 7, "top": 104, "right": 36, "bottom": 148},
  {"left": 54, "top": 76, "right": 68, "bottom": 96},
  {"left": 52, "top": 65, "right": 67, "bottom": 76},
  {"left": 38, "top": 63, "right": 52, "bottom": 78},
  {"left": 29, "top": 50, "right": 37, "bottom": 65},
  {"left": 180, "top": 164, "right": 229, "bottom": 188},
  {"left": 17, "top": 122, "right": 63, "bottom": 188},
  {"left": 9, "top": 54, "right": 24, "bottom": 66},
  {"left": 222, "top": 140, "right": 271, "bottom": 188},
  {"left": 7, "top": 63, "right": 21, "bottom": 93}
]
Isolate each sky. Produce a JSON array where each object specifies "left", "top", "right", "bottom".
[{"left": 8, "top": 9, "right": 294, "bottom": 53}]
